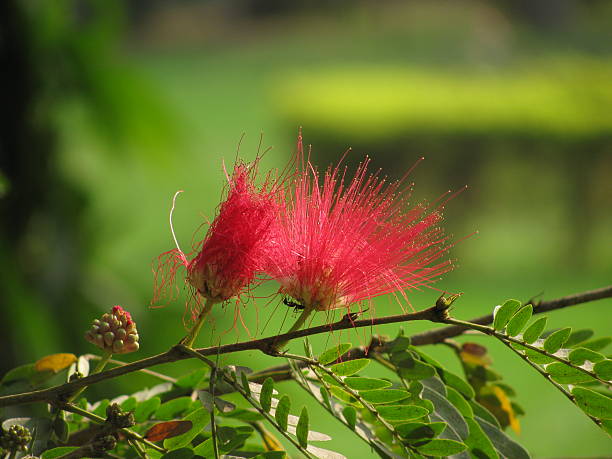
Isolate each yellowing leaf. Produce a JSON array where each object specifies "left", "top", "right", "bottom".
[
  {"left": 492, "top": 386, "right": 520, "bottom": 434},
  {"left": 262, "top": 429, "right": 284, "bottom": 451},
  {"left": 35, "top": 354, "right": 77, "bottom": 374},
  {"left": 478, "top": 386, "right": 521, "bottom": 435}
]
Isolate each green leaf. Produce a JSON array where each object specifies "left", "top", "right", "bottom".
[
  {"left": 580, "top": 337, "right": 612, "bottom": 352},
  {"left": 241, "top": 372, "right": 251, "bottom": 396},
  {"left": 1, "top": 363, "right": 36, "bottom": 385},
  {"left": 545, "top": 363, "right": 596, "bottom": 384},
  {"left": 330, "top": 386, "right": 361, "bottom": 405},
  {"left": 565, "top": 329, "right": 595, "bottom": 348},
  {"left": 260, "top": 377, "right": 274, "bottom": 413},
  {"left": 53, "top": 416, "right": 69, "bottom": 443},
  {"left": 135, "top": 396, "right": 161, "bottom": 423},
  {"left": 163, "top": 407, "right": 209, "bottom": 450},
  {"left": 422, "top": 387, "right": 469, "bottom": 440},
  {"left": 320, "top": 373, "right": 343, "bottom": 387},
  {"left": 344, "top": 377, "right": 392, "bottom": 391},
  {"left": 376, "top": 405, "right": 429, "bottom": 421},
  {"left": 318, "top": 343, "right": 352, "bottom": 365},
  {"left": 222, "top": 408, "right": 263, "bottom": 422},
  {"left": 568, "top": 347, "right": 605, "bottom": 365},
  {"left": 296, "top": 407, "right": 309, "bottom": 448},
  {"left": 161, "top": 447, "right": 195, "bottom": 459},
  {"left": 593, "top": 360, "right": 612, "bottom": 380},
  {"left": 395, "top": 422, "right": 446, "bottom": 443},
  {"left": 275, "top": 395, "right": 291, "bottom": 431},
  {"left": 359, "top": 389, "right": 410, "bottom": 404},
  {"left": 475, "top": 416, "right": 530, "bottom": 459},
  {"left": 92, "top": 399, "right": 110, "bottom": 418},
  {"left": 303, "top": 339, "right": 314, "bottom": 359},
  {"left": 320, "top": 386, "right": 332, "bottom": 410},
  {"left": 329, "top": 358, "right": 370, "bottom": 377},
  {"left": 385, "top": 335, "right": 412, "bottom": 354},
  {"left": 522, "top": 317, "right": 547, "bottom": 344},
  {"left": 493, "top": 299, "right": 521, "bottom": 331},
  {"left": 217, "top": 425, "right": 253, "bottom": 453},
  {"left": 445, "top": 386, "right": 473, "bottom": 419},
  {"left": 506, "top": 305, "right": 532, "bottom": 337},
  {"left": 41, "top": 447, "right": 79, "bottom": 459},
  {"left": 192, "top": 438, "right": 213, "bottom": 457},
  {"left": 469, "top": 401, "right": 501, "bottom": 429},
  {"left": 253, "top": 453, "right": 287, "bottom": 459},
  {"left": 572, "top": 387, "right": 612, "bottom": 419},
  {"left": 523, "top": 348, "right": 555, "bottom": 365},
  {"left": 422, "top": 376, "right": 446, "bottom": 396},
  {"left": 438, "top": 369, "right": 475, "bottom": 399},
  {"left": 121, "top": 396, "right": 138, "bottom": 412},
  {"left": 602, "top": 420, "right": 612, "bottom": 436},
  {"left": 175, "top": 369, "right": 207, "bottom": 389},
  {"left": 543, "top": 327, "right": 572, "bottom": 354},
  {"left": 155, "top": 397, "right": 193, "bottom": 421},
  {"left": 464, "top": 418, "right": 499, "bottom": 459},
  {"left": 393, "top": 355, "right": 436, "bottom": 380},
  {"left": 197, "top": 390, "right": 214, "bottom": 413},
  {"left": 415, "top": 438, "right": 467, "bottom": 456},
  {"left": 343, "top": 406, "right": 356, "bottom": 430}
]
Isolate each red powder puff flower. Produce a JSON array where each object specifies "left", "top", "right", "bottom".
[
  {"left": 266, "top": 135, "right": 454, "bottom": 336},
  {"left": 154, "top": 159, "right": 281, "bottom": 346}
]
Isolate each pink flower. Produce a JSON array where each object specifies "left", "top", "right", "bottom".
[
  {"left": 154, "top": 159, "right": 280, "bottom": 311},
  {"left": 266, "top": 135, "right": 453, "bottom": 315}
]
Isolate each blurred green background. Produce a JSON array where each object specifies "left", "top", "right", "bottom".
[{"left": 1, "top": 0, "right": 611, "bottom": 457}]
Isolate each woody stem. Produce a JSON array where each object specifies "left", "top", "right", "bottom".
[
  {"left": 274, "top": 307, "right": 313, "bottom": 350},
  {"left": 181, "top": 299, "right": 215, "bottom": 348}
]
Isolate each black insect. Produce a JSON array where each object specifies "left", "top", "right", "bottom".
[{"left": 283, "top": 297, "right": 305, "bottom": 311}]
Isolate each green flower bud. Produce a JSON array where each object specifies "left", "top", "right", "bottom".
[{"left": 85, "top": 306, "right": 140, "bottom": 354}]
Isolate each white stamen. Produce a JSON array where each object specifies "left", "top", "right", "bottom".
[{"left": 170, "top": 190, "right": 184, "bottom": 254}]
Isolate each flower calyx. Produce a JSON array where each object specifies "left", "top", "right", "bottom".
[{"left": 85, "top": 305, "right": 140, "bottom": 354}]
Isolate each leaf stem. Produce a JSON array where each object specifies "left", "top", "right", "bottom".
[
  {"left": 497, "top": 340, "right": 602, "bottom": 429},
  {"left": 181, "top": 299, "right": 215, "bottom": 348},
  {"left": 176, "top": 345, "right": 316, "bottom": 459},
  {"left": 281, "top": 352, "right": 414, "bottom": 455},
  {"left": 68, "top": 350, "right": 112, "bottom": 403},
  {"left": 443, "top": 317, "right": 610, "bottom": 388}
]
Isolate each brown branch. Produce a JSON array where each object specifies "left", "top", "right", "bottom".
[
  {"left": 1, "top": 285, "right": 610, "bottom": 408},
  {"left": 409, "top": 284, "right": 612, "bottom": 346},
  {"left": 0, "top": 306, "right": 441, "bottom": 407}
]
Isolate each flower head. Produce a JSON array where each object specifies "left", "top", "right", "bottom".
[
  {"left": 266, "top": 135, "right": 453, "bottom": 314},
  {"left": 155, "top": 159, "right": 280, "bottom": 309},
  {"left": 85, "top": 305, "right": 140, "bottom": 354}
]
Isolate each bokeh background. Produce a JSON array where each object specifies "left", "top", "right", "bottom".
[{"left": 1, "top": 0, "right": 611, "bottom": 456}]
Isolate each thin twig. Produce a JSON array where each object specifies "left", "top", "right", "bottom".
[
  {"left": 410, "top": 285, "right": 612, "bottom": 345},
  {"left": 1, "top": 285, "right": 610, "bottom": 408},
  {"left": 497, "top": 340, "right": 602, "bottom": 429},
  {"left": 443, "top": 317, "right": 611, "bottom": 389},
  {"left": 177, "top": 345, "right": 316, "bottom": 459}
]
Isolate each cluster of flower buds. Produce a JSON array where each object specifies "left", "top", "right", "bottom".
[
  {"left": 0, "top": 425, "right": 32, "bottom": 453},
  {"left": 105, "top": 403, "right": 135, "bottom": 429},
  {"left": 85, "top": 306, "right": 139, "bottom": 354},
  {"left": 92, "top": 434, "right": 117, "bottom": 453}
]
